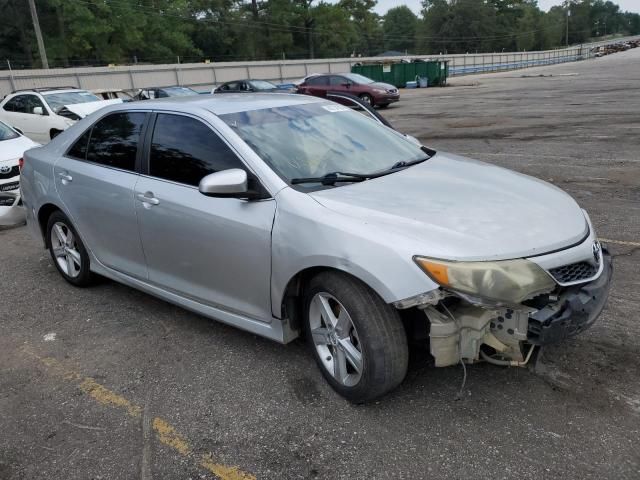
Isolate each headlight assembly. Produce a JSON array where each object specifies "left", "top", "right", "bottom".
[{"left": 414, "top": 256, "right": 556, "bottom": 304}]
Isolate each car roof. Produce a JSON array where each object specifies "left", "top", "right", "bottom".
[
  {"left": 10, "top": 88, "right": 91, "bottom": 96},
  {"left": 114, "top": 92, "right": 324, "bottom": 115}
]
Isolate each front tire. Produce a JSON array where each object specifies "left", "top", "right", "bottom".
[
  {"left": 46, "top": 210, "right": 94, "bottom": 287},
  {"left": 303, "top": 271, "right": 408, "bottom": 403},
  {"left": 359, "top": 93, "right": 374, "bottom": 107}
]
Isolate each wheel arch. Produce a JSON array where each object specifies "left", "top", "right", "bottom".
[
  {"left": 275, "top": 263, "right": 396, "bottom": 326},
  {"left": 37, "top": 203, "right": 62, "bottom": 246}
]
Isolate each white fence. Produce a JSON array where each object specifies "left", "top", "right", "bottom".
[{"left": 1, "top": 35, "right": 638, "bottom": 96}]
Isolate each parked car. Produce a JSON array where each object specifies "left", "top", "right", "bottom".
[
  {"left": 297, "top": 73, "right": 399, "bottom": 108},
  {"left": 91, "top": 88, "right": 135, "bottom": 102},
  {"left": 0, "top": 120, "right": 38, "bottom": 226},
  {"left": 213, "top": 79, "right": 283, "bottom": 93},
  {"left": 21, "top": 94, "right": 611, "bottom": 403},
  {"left": 134, "top": 86, "right": 199, "bottom": 100},
  {"left": 0, "top": 87, "right": 122, "bottom": 143}
]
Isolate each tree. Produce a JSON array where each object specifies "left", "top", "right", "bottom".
[
  {"left": 339, "top": 0, "right": 383, "bottom": 56},
  {"left": 383, "top": 6, "right": 418, "bottom": 53}
]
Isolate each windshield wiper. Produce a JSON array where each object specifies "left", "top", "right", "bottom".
[
  {"left": 291, "top": 171, "right": 369, "bottom": 186},
  {"left": 291, "top": 154, "right": 432, "bottom": 186},
  {"left": 388, "top": 156, "right": 430, "bottom": 171}
]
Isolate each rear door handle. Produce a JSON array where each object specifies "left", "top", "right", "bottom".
[
  {"left": 136, "top": 192, "right": 160, "bottom": 206},
  {"left": 58, "top": 172, "right": 73, "bottom": 183}
]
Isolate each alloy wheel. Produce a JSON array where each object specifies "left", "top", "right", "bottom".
[
  {"left": 309, "top": 292, "right": 363, "bottom": 387},
  {"left": 50, "top": 221, "right": 82, "bottom": 278}
]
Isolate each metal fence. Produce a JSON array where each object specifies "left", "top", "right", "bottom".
[{"left": 1, "top": 35, "right": 638, "bottom": 96}]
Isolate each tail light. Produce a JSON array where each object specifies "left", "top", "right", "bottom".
[{"left": 18, "top": 157, "right": 24, "bottom": 171}]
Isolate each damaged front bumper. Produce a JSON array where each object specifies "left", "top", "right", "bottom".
[
  {"left": 422, "top": 248, "right": 613, "bottom": 367},
  {"left": 528, "top": 249, "right": 612, "bottom": 344}
]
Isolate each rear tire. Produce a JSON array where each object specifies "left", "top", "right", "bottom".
[
  {"left": 46, "top": 210, "right": 94, "bottom": 287},
  {"left": 303, "top": 271, "right": 408, "bottom": 403}
]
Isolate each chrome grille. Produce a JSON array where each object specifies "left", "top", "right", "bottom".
[{"left": 549, "top": 261, "right": 597, "bottom": 284}]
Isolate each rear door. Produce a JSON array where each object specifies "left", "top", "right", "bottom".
[
  {"left": 302, "top": 75, "right": 329, "bottom": 97},
  {"left": 134, "top": 112, "right": 275, "bottom": 321},
  {"left": 53, "top": 111, "right": 149, "bottom": 279}
]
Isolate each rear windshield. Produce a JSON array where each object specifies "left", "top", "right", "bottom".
[
  {"left": 0, "top": 121, "right": 19, "bottom": 141},
  {"left": 43, "top": 91, "right": 101, "bottom": 113}
]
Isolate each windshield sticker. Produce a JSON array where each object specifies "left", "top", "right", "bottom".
[{"left": 322, "top": 104, "right": 350, "bottom": 113}]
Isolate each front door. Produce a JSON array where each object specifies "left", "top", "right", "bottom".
[
  {"left": 135, "top": 112, "right": 275, "bottom": 321},
  {"left": 53, "top": 111, "right": 149, "bottom": 279}
]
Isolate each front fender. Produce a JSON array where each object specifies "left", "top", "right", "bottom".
[{"left": 270, "top": 188, "right": 438, "bottom": 318}]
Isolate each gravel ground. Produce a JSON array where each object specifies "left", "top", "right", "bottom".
[{"left": 1, "top": 48, "right": 639, "bottom": 480}]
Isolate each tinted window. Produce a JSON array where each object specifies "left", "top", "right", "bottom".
[
  {"left": 86, "top": 112, "right": 145, "bottom": 171},
  {"left": 3, "top": 95, "right": 28, "bottom": 113},
  {"left": 67, "top": 128, "right": 92, "bottom": 160},
  {"left": 306, "top": 76, "right": 328, "bottom": 86},
  {"left": 150, "top": 114, "right": 243, "bottom": 186},
  {"left": 329, "top": 76, "right": 345, "bottom": 86},
  {"left": 221, "top": 82, "right": 239, "bottom": 91}
]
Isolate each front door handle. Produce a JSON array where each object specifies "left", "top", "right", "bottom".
[
  {"left": 58, "top": 172, "right": 73, "bottom": 183},
  {"left": 136, "top": 192, "right": 160, "bottom": 206}
]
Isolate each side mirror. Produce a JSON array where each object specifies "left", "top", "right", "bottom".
[
  {"left": 33, "top": 106, "right": 44, "bottom": 115},
  {"left": 199, "top": 169, "right": 249, "bottom": 198},
  {"left": 342, "top": 82, "right": 351, "bottom": 88}
]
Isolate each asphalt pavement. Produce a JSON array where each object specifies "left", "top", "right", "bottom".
[{"left": 1, "top": 48, "right": 639, "bottom": 479}]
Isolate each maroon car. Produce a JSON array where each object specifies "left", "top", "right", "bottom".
[{"left": 296, "top": 73, "right": 399, "bottom": 108}]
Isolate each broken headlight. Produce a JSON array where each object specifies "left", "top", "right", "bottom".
[{"left": 414, "top": 256, "right": 556, "bottom": 304}]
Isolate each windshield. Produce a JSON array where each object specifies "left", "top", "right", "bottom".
[
  {"left": 162, "top": 87, "right": 199, "bottom": 97},
  {"left": 251, "top": 80, "right": 277, "bottom": 90},
  {"left": 220, "top": 102, "right": 425, "bottom": 188},
  {"left": 43, "top": 91, "right": 101, "bottom": 113},
  {"left": 344, "top": 73, "right": 375, "bottom": 84},
  {"left": 0, "top": 121, "right": 19, "bottom": 141}
]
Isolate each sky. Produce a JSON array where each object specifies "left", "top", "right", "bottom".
[{"left": 373, "top": 0, "right": 640, "bottom": 15}]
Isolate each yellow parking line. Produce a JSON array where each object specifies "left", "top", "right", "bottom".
[
  {"left": 600, "top": 238, "right": 640, "bottom": 247},
  {"left": 21, "top": 346, "right": 256, "bottom": 480}
]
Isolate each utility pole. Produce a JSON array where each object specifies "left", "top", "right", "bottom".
[
  {"left": 28, "top": 0, "right": 49, "bottom": 68},
  {"left": 565, "top": 3, "right": 570, "bottom": 47}
]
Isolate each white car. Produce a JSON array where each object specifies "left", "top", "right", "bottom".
[
  {"left": 0, "top": 120, "right": 38, "bottom": 226},
  {"left": 0, "top": 87, "right": 121, "bottom": 144}
]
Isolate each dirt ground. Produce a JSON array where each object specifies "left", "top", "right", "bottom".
[{"left": 1, "top": 48, "right": 639, "bottom": 479}]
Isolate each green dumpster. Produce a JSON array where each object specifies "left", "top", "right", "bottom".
[{"left": 351, "top": 60, "right": 448, "bottom": 88}]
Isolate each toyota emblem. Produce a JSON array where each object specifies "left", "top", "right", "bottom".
[
  {"left": 0, "top": 165, "right": 11, "bottom": 174},
  {"left": 592, "top": 240, "right": 601, "bottom": 264}
]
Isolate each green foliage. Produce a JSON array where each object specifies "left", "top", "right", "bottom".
[
  {"left": 2, "top": 0, "right": 639, "bottom": 67},
  {"left": 383, "top": 6, "right": 418, "bottom": 53}
]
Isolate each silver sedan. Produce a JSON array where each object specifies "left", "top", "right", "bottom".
[{"left": 21, "top": 94, "right": 612, "bottom": 402}]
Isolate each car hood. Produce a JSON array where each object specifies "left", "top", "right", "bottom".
[
  {"left": 63, "top": 99, "right": 122, "bottom": 118},
  {"left": 309, "top": 152, "right": 588, "bottom": 261},
  {"left": 0, "top": 134, "right": 39, "bottom": 162}
]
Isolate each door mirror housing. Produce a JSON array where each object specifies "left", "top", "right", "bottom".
[
  {"left": 33, "top": 106, "right": 44, "bottom": 115},
  {"left": 342, "top": 82, "right": 352, "bottom": 88},
  {"left": 199, "top": 169, "right": 248, "bottom": 197}
]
